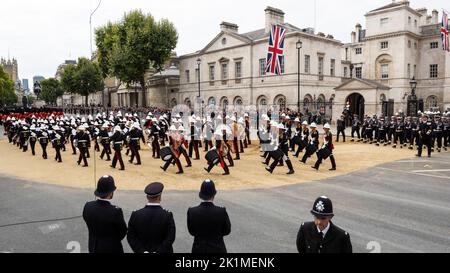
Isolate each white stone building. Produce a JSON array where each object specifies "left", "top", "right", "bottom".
[
  {"left": 338, "top": 0, "right": 450, "bottom": 118},
  {"left": 175, "top": 1, "right": 450, "bottom": 121},
  {"left": 176, "top": 7, "right": 344, "bottom": 121}
]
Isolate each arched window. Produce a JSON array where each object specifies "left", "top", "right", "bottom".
[
  {"left": 274, "top": 95, "right": 287, "bottom": 110},
  {"left": 257, "top": 95, "right": 268, "bottom": 108},
  {"left": 184, "top": 98, "right": 192, "bottom": 109},
  {"left": 425, "top": 95, "right": 438, "bottom": 110},
  {"left": 207, "top": 97, "right": 216, "bottom": 106},
  {"left": 303, "top": 94, "right": 313, "bottom": 107},
  {"left": 234, "top": 96, "right": 243, "bottom": 106},
  {"left": 220, "top": 96, "right": 229, "bottom": 109},
  {"left": 380, "top": 94, "right": 387, "bottom": 102},
  {"left": 170, "top": 98, "right": 177, "bottom": 108},
  {"left": 317, "top": 94, "right": 326, "bottom": 108}
]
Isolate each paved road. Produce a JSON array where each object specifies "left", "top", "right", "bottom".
[{"left": 1, "top": 146, "right": 449, "bottom": 253}]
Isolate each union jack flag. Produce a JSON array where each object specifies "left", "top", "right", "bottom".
[
  {"left": 265, "top": 25, "right": 286, "bottom": 75},
  {"left": 442, "top": 11, "right": 449, "bottom": 52}
]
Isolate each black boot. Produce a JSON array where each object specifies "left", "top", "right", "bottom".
[
  {"left": 329, "top": 155, "right": 337, "bottom": 171},
  {"left": 286, "top": 160, "right": 295, "bottom": 175},
  {"left": 266, "top": 160, "right": 278, "bottom": 174}
]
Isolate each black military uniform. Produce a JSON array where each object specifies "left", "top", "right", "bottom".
[
  {"left": 128, "top": 125, "right": 145, "bottom": 165},
  {"left": 351, "top": 115, "right": 361, "bottom": 141},
  {"left": 188, "top": 121, "right": 200, "bottom": 160},
  {"left": 296, "top": 197, "right": 352, "bottom": 253},
  {"left": 110, "top": 128, "right": 126, "bottom": 170},
  {"left": 434, "top": 116, "right": 444, "bottom": 153},
  {"left": 98, "top": 127, "right": 111, "bottom": 161},
  {"left": 20, "top": 126, "right": 30, "bottom": 152},
  {"left": 187, "top": 180, "right": 231, "bottom": 253},
  {"left": 50, "top": 129, "right": 63, "bottom": 163},
  {"left": 38, "top": 131, "right": 49, "bottom": 159},
  {"left": 151, "top": 121, "right": 161, "bottom": 158},
  {"left": 75, "top": 128, "right": 90, "bottom": 167},
  {"left": 313, "top": 126, "right": 336, "bottom": 171},
  {"left": 82, "top": 176, "right": 127, "bottom": 253},
  {"left": 127, "top": 183, "right": 176, "bottom": 253},
  {"left": 301, "top": 127, "right": 319, "bottom": 164},
  {"left": 294, "top": 125, "right": 309, "bottom": 157},
  {"left": 265, "top": 125, "right": 295, "bottom": 175},
  {"left": 417, "top": 116, "right": 433, "bottom": 158},
  {"left": 29, "top": 129, "right": 37, "bottom": 156},
  {"left": 336, "top": 117, "right": 346, "bottom": 142}
]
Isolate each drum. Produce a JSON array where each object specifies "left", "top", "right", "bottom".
[
  {"left": 160, "top": 147, "right": 173, "bottom": 162},
  {"left": 305, "top": 144, "right": 317, "bottom": 156},
  {"left": 270, "top": 148, "right": 284, "bottom": 161},
  {"left": 293, "top": 135, "right": 303, "bottom": 145},
  {"left": 317, "top": 148, "right": 332, "bottom": 160},
  {"left": 205, "top": 150, "right": 220, "bottom": 165}
]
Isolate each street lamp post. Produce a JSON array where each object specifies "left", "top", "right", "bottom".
[
  {"left": 197, "top": 58, "right": 203, "bottom": 118},
  {"left": 90, "top": 0, "right": 102, "bottom": 57},
  {"left": 296, "top": 40, "right": 303, "bottom": 113},
  {"left": 407, "top": 77, "right": 418, "bottom": 117},
  {"left": 197, "top": 58, "right": 201, "bottom": 98}
]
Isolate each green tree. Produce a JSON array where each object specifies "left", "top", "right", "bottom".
[
  {"left": 40, "top": 78, "right": 64, "bottom": 105},
  {"left": 0, "top": 66, "right": 18, "bottom": 106},
  {"left": 60, "top": 58, "right": 105, "bottom": 106},
  {"left": 95, "top": 10, "right": 178, "bottom": 107}
]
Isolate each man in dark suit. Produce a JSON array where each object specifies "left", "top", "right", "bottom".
[
  {"left": 296, "top": 196, "right": 352, "bottom": 253},
  {"left": 187, "top": 180, "right": 231, "bottom": 253},
  {"left": 82, "top": 176, "right": 127, "bottom": 253},
  {"left": 127, "top": 182, "right": 176, "bottom": 253}
]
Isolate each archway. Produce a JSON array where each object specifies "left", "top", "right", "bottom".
[
  {"left": 207, "top": 97, "right": 216, "bottom": 106},
  {"left": 170, "top": 98, "right": 177, "bottom": 108},
  {"left": 256, "top": 95, "right": 268, "bottom": 109},
  {"left": 274, "top": 94, "right": 287, "bottom": 110},
  {"left": 233, "top": 96, "right": 243, "bottom": 106},
  {"left": 220, "top": 96, "right": 229, "bottom": 110},
  {"left": 346, "top": 93, "right": 365, "bottom": 120}
]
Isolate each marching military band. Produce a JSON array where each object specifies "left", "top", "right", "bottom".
[{"left": 1, "top": 108, "right": 449, "bottom": 176}]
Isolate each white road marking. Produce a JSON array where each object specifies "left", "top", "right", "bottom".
[
  {"left": 38, "top": 222, "right": 66, "bottom": 234},
  {"left": 412, "top": 169, "right": 450, "bottom": 173},
  {"left": 375, "top": 167, "right": 450, "bottom": 180},
  {"left": 395, "top": 160, "right": 450, "bottom": 165}
]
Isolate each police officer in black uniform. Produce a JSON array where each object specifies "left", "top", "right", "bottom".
[
  {"left": 127, "top": 182, "right": 176, "bottom": 253},
  {"left": 187, "top": 180, "right": 231, "bottom": 253},
  {"left": 296, "top": 196, "right": 352, "bottom": 253},
  {"left": 83, "top": 176, "right": 128, "bottom": 253}
]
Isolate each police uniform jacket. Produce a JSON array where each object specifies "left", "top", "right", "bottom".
[
  {"left": 296, "top": 221, "right": 352, "bottom": 253},
  {"left": 127, "top": 205, "right": 176, "bottom": 253},
  {"left": 187, "top": 202, "right": 231, "bottom": 253},
  {"left": 82, "top": 200, "right": 128, "bottom": 253}
]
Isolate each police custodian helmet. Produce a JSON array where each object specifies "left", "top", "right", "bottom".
[{"left": 311, "top": 196, "right": 334, "bottom": 218}]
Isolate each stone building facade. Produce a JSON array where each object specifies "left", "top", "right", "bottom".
[
  {"left": 338, "top": 0, "right": 450, "bottom": 118},
  {"left": 176, "top": 7, "right": 344, "bottom": 121},
  {"left": 175, "top": 1, "right": 450, "bottom": 121}
]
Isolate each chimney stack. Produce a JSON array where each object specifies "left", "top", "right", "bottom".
[
  {"left": 351, "top": 31, "right": 356, "bottom": 43},
  {"left": 355, "top": 23, "right": 362, "bottom": 42},
  {"left": 265, "top": 7, "right": 285, "bottom": 33},
  {"left": 432, "top": 9, "right": 439, "bottom": 24},
  {"left": 220, "top": 22, "right": 239, "bottom": 34}
]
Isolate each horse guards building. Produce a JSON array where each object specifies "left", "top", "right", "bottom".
[{"left": 63, "top": 1, "right": 450, "bottom": 121}]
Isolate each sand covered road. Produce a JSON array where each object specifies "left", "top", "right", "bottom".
[{"left": 0, "top": 137, "right": 416, "bottom": 191}]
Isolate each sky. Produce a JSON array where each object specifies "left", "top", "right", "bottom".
[{"left": 0, "top": 0, "right": 447, "bottom": 83}]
